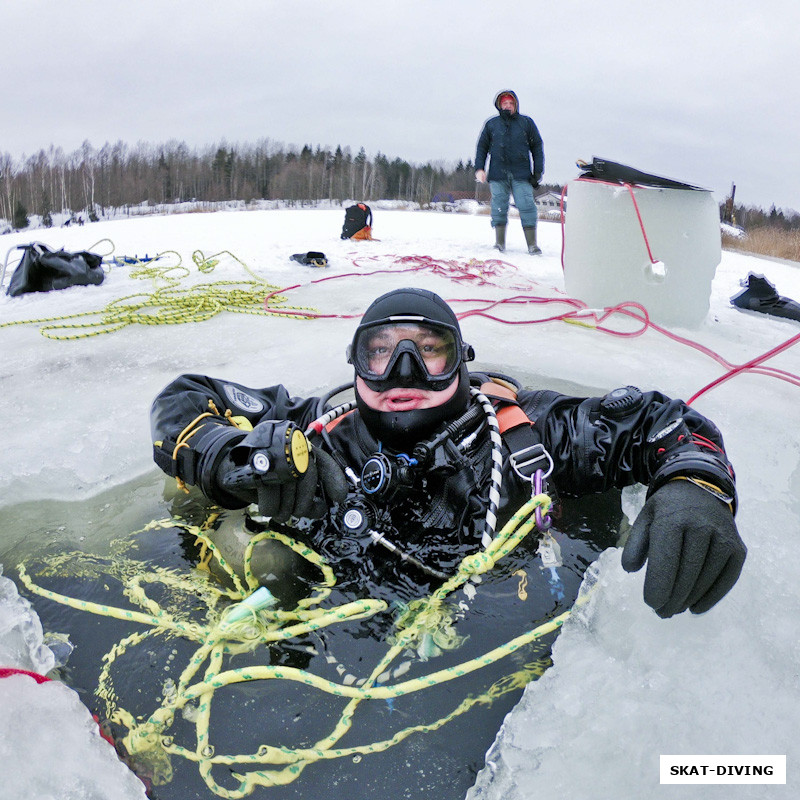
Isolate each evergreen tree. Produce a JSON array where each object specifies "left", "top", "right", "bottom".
[
  {"left": 41, "top": 189, "right": 53, "bottom": 228},
  {"left": 13, "top": 199, "right": 29, "bottom": 229}
]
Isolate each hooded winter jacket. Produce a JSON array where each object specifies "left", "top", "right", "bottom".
[{"left": 475, "top": 90, "right": 544, "bottom": 182}]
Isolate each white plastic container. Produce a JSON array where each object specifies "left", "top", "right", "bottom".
[{"left": 562, "top": 178, "right": 721, "bottom": 328}]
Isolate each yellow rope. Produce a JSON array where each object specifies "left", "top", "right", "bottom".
[
  {"left": 0, "top": 247, "right": 318, "bottom": 340},
  {"left": 18, "top": 493, "right": 585, "bottom": 798}
]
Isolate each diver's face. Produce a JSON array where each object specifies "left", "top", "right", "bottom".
[
  {"left": 354, "top": 323, "right": 459, "bottom": 411},
  {"left": 355, "top": 375, "right": 459, "bottom": 413}
]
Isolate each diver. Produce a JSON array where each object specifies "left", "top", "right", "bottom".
[{"left": 150, "top": 287, "right": 746, "bottom": 619}]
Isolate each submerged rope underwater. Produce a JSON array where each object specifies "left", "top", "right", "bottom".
[{"left": 17, "top": 492, "right": 583, "bottom": 798}]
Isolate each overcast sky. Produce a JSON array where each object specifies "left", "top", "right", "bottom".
[{"left": 5, "top": 0, "right": 798, "bottom": 212}]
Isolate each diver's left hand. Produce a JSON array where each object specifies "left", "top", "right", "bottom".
[{"left": 621, "top": 480, "right": 746, "bottom": 618}]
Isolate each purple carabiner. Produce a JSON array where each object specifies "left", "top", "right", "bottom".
[{"left": 534, "top": 469, "right": 552, "bottom": 530}]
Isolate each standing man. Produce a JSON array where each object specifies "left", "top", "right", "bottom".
[{"left": 475, "top": 90, "right": 544, "bottom": 255}]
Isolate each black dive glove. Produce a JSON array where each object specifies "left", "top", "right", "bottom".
[
  {"left": 209, "top": 420, "right": 347, "bottom": 522},
  {"left": 621, "top": 480, "right": 746, "bottom": 618}
]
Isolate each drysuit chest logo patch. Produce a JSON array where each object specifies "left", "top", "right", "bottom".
[{"left": 223, "top": 385, "right": 264, "bottom": 413}]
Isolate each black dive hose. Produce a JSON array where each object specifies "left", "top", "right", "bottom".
[{"left": 412, "top": 402, "right": 486, "bottom": 465}]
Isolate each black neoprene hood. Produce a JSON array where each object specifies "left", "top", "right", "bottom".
[
  {"left": 351, "top": 288, "right": 474, "bottom": 450},
  {"left": 358, "top": 287, "right": 463, "bottom": 329}
]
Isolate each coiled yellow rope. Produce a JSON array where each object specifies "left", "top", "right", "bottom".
[
  {"left": 18, "top": 492, "right": 582, "bottom": 798},
  {"left": 0, "top": 248, "right": 317, "bottom": 340}
]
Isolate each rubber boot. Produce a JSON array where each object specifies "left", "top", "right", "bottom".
[
  {"left": 493, "top": 224, "right": 506, "bottom": 252},
  {"left": 523, "top": 226, "right": 542, "bottom": 255}
]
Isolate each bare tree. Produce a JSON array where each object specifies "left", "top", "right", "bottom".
[{"left": 2, "top": 135, "right": 539, "bottom": 225}]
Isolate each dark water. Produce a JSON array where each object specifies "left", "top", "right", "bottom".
[{"left": 3, "top": 469, "right": 623, "bottom": 800}]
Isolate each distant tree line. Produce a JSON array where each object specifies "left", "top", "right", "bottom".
[
  {"left": 0, "top": 139, "right": 506, "bottom": 230},
  {"left": 3, "top": 137, "right": 793, "bottom": 233},
  {"left": 722, "top": 202, "right": 800, "bottom": 232}
]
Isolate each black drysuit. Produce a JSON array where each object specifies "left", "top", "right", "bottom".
[{"left": 151, "top": 371, "right": 736, "bottom": 578}]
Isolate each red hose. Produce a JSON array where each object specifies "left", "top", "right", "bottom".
[
  {"left": 560, "top": 178, "right": 660, "bottom": 271},
  {"left": 260, "top": 252, "right": 800, "bottom": 403}
]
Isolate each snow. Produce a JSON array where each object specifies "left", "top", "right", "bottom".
[
  {"left": 1, "top": 206, "right": 799, "bottom": 797},
  {"left": 721, "top": 221, "right": 747, "bottom": 239}
]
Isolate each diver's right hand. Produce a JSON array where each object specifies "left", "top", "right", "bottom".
[
  {"left": 213, "top": 421, "right": 346, "bottom": 521},
  {"left": 621, "top": 480, "right": 746, "bottom": 618}
]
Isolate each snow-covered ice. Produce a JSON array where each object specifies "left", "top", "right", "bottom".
[{"left": 1, "top": 206, "right": 798, "bottom": 797}]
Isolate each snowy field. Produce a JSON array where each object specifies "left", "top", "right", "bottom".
[{"left": 1, "top": 205, "right": 798, "bottom": 798}]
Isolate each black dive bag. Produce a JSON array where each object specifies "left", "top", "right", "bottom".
[{"left": 6, "top": 243, "right": 105, "bottom": 297}]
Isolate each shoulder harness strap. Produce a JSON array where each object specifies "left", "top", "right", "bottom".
[
  {"left": 479, "top": 380, "right": 555, "bottom": 480},
  {"left": 479, "top": 380, "right": 530, "bottom": 434},
  {"left": 324, "top": 408, "right": 354, "bottom": 433}
]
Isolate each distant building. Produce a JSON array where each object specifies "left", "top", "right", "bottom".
[{"left": 535, "top": 190, "right": 564, "bottom": 211}]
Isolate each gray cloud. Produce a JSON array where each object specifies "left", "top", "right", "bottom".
[{"left": 5, "top": 0, "right": 798, "bottom": 210}]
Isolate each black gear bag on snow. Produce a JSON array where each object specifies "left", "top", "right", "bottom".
[
  {"left": 731, "top": 273, "right": 800, "bottom": 323},
  {"left": 5, "top": 243, "right": 105, "bottom": 297},
  {"left": 340, "top": 203, "right": 373, "bottom": 240}
]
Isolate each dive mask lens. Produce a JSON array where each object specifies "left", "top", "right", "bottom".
[{"left": 348, "top": 319, "right": 461, "bottom": 389}]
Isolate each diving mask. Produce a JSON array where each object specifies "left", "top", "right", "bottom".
[{"left": 347, "top": 316, "right": 474, "bottom": 392}]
